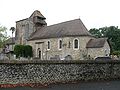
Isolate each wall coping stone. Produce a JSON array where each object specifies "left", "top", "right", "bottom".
[{"left": 0, "top": 60, "right": 120, "bottom": 64}]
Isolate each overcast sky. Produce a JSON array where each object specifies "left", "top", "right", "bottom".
[{"left": 0, "top": 0, "right": 120, "bottom": 36}]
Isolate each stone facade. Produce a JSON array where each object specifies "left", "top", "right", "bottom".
[
  {"left": 87, "top": 42, "right": 110, "bottom": 59},
  {"left": 16, "top": 19, "right": 34, "bottom": 44},
  {"left": 28, "top": 36, "right": 93, "bottom": 60},
  {"left": 15, "top": 10, "right": 46, "bottom": 45}
]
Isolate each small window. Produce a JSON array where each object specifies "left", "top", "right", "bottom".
[
  {"left": 47, "top": 41, "right": 50, "bottom": 50},
  {"left": 68, "top": 41, "right": 71, "bottom": 48},
  {"left": 58, "top": 39, "right": 62, "bottom": 50},
  {"left": 73, "top": 38, "right": 79, "bottom": 49}
]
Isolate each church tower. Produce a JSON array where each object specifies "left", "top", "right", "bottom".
[
  {"left": 15, "top": 10, "right": 46, "bottom": 45},
  {"left": 30, "top": 10, "right": 47, "bottom": 32}
]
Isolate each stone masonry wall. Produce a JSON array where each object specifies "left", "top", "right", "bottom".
[
  {"left": 0, "top": 60, "right": 120, "bottom": 85},
  {"left": 28, "top": 36, "right": 92, "bottom": 60},
  {"left": 87, "top": 41, "right": 110, "bottom": 59}
]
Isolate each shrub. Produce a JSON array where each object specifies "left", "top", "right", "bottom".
[
  {"left": 112, "top": 51, "right": 120, "bottom": 57},
  {"left": 24, "top": 45, "right": 33, "bottom": 58},
  {"left": 14, "top": 45, "right": 23, "bottom": 58},
  {"left": 14, "top": 45, "right": 33, "bottom": 58}
]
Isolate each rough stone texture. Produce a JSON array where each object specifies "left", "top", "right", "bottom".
[
  {"left": 15, "top": 10, "right": 110, "bottom": 60},
  {"left": 0, "top": 60, "right": 120, "bottom": 85},
  {"left": 28, "top": 36, "right": 93, "bottom": 60},
  {"left": 87, "top": 41, "right": 110, "bottom": 59},
  {"left": 16, "top": 18, "right": 34, "bottom": 45},
  {"left": 28, "top": 36, "right": 110, "bottom": 60}
]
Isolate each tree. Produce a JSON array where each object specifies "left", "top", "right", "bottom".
[
  {"left": 10, "top": 27, "right": 15, "bottom": 50},
  {"left": 89, "top": 26, "right": 120, "bottom": 53},
  {"left": 0, "top": 25, "right": 8, "bottom": 48},
  {"left": 89, "top": 28, "right": 102, "bottom": 38}
]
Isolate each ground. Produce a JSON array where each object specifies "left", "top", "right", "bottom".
[{"left": 1, "top": 80, "right": 120, "bottom": 90}]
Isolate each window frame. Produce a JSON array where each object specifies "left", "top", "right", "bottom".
[{"left": 73, "top": 38, "right": 79, "bottom": 50}]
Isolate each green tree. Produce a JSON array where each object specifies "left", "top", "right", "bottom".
[
  {"left": 0, "top": 25, "right": 8, "bottom": 48},
  {"left": 89, "top": 26, "right": 120, "bottom": 53},
  {"left": 89, "top": 28, "right": 102, "bottom": 38}
]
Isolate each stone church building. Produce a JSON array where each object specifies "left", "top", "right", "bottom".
[{"left": 15, "top": 10, "right": 110, "bottom": 60}]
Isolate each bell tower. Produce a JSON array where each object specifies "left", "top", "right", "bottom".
[
  {"left": 15, "top": 10, "right": 47, "bottom": 45},
  {"left": 30, "top": 10, "right": 47, "bottom": 31}
]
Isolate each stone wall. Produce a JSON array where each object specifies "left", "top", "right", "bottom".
[
  {"left": 0, "top": 60, "right": 120, "bottom": 85},
  {"left": 87, "top": 41, "right": 110, "bottom": 59},
  {"left": 16, "top": 19, "right": 35, "bottom": 45},
  {"left": 28, "top": 36, "right": 92, "bottom": 60}
]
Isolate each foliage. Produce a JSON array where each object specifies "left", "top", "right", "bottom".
[
  {"left": 10, "top": 27, "right": 15, "bottom": 34},
  {"left": 14, "top": 45, "right": 33, "bottom": 58},
  {"left": 0, "top": 25, "right": 9, "bottom": 48},
  {"left": 24, "top": 45, "right": 33, "bottom": 58},
  {"left": 14, "top": 45, "right": 24, "bottom": 58},
  {"left": 112, "top": 51, "right": 120, "bottom": 57},
  {"left": 89, "top": 26, "right": 120, "bottom": 53}
]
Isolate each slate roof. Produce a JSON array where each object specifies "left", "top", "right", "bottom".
[
  {"left": 30, "top": 10, "right": 46, "bottom": 19},
  {"left": 16, "top": 10, "right": 46, "bottom": 23},
  {"left": 86, "top": 38, "right": 107, "bottom": 48},
  {"left": 29, "top": 19, "right": 92, "bottom": 40},
  {"left": 5, "top": 37, "right": 15, "bottom": 45}
]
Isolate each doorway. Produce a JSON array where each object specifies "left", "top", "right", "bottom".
[{"left": 39, "top": 50, "right": 41, "bottom": 59}]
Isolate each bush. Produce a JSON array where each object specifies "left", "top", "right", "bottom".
[
  {"left": 112, "top": 51, "right": 120, "bottom": 57},
  {"left": 24, "top": 45, "right": 33, "bottom": 58},
  {"left": 14, "top": 45, "right": 23, "bottom": 58},
  {"left": 14, "top": 45, "right": 33, "bottom": 58}
]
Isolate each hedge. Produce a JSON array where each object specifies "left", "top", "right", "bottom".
[{"left": 14, "top": 45, "right": 33, "bottom": 58}]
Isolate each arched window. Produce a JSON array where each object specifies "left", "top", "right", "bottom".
[
  {"left": 47, "top": 41, "right": 50, "bottom": 50},
  {"left": 58, "top": 39, "right": 62, "bottom": 50},
  {"left": 73, "top": 39, "right": 79, "bottom": 49}
]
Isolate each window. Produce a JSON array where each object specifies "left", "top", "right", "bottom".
[
  {"left": 73, "top": 38, "right": 79, "bottom": 50},
  {"left": 58, "top": 39, "right": 62, "bottom": 50},
  {"left": 47, "top": 41, "right": 50, "bottom": 50},
  {"left": 68, "top": 41, "right": 71, "bottom": 48}
]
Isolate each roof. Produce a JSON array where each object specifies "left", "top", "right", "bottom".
[
  {"left": 30, "top": 10, "right": 46, "bottom": 19},
  {"left": 86, "top": 38, "right": 107, "bottom": 48},
  {"left": 29, "top": 19, "right": 92, "bottom": 40},
  {"left": 16, "top": 10, "right": 46, "bottom": 23},
  {"left": 5, "top": 37, "right": 15, "bottom": 45}
]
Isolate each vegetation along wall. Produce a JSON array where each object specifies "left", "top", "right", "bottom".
[{"left": 0, "top": 60, "right": 120, "bottom": 85}]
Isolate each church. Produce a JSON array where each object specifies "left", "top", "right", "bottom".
[{"left": 15, "top": 10, "right": 110, "bottom": 60}]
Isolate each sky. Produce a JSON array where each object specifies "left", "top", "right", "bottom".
[{"left": 0, "top": 0, "right": 120, "bottom": 36}]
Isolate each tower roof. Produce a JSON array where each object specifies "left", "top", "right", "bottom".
[{"left": 30, "top": 10, "right": 46, "bottom": 19}]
